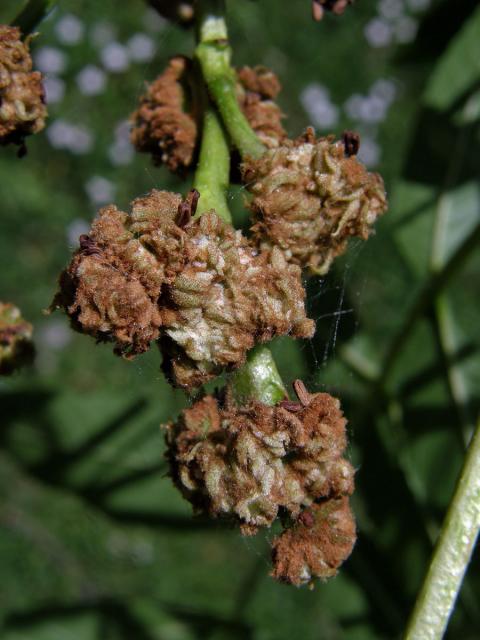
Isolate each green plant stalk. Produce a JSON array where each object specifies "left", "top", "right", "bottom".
[
  {"left": 193, "top": 107, "right": 232, "bottom": 222},
  {"left": 229, "top": 345, "right": 287, "bottom": 406},
  {"left": 12, "top": 0, "right": 59, "bottom": 34},
  {"left": 195, "top": 0, "right": 266, "bottom": 160},
  {"left": 404, "top": 418, "right": 480, "bottom": 640}
]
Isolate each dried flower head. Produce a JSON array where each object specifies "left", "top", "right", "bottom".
[
  {"left": 0, "top": 302, "right": 34, "bottom": 374},
  {"left": 162, "top": 214, "right": 314, "bottom": 388},
  {"left": 53, "top": 190, "right": 314, "bottom": 388},
  {"left": 244, "top": 129, "right": 388, "bottom": 275},
  {"left": 271, "top": 496, "right": 356, "bottom": 585},
  {"left": 130, "top": 56, "right": 198, "bottom": 173},
  {"left": 0, "top": 26, "right": 47, "bottom": 148},
  {"left": 237, "top": 66, "right": 286, "bottom": 149},
  {"left": 165, "top": 380, "right": 354, "bottom": 533}
]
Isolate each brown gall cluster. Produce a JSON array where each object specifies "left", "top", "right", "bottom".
[
  {"left": 130, "top": 63, "right": 285, "bottom": 172},
  {"left": 244, "top": 128, "right": 388, "bottom": 275},
  {"left": 0, "top": 26, "right": 47, "bottom": 149},
  {"left": 0, "top": 302, "right": 34, "bottom": 375},
  {"left": 52, "top": 189, "right": 314, "bottom": 389},
  {"left": 165, "top": 379, "right": 355, "bottom": 584}
]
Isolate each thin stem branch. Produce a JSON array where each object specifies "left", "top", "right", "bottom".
[
  {"left": 229, "top": 345, "right": 287, "bottom": 406},
  {"left": 12, "top": 0, "right": 59, "bottom": 34},
  {"left": 195, "top": 0, "right": 266, "bottom": 160},
  {"left": 404, "top": 418, "right": 480, "bottom": 640},
  {"left": 193, "top": 107, "right": 232, "bottom": 222}
]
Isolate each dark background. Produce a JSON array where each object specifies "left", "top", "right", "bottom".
[{"left": 1, "top": 0, "right": 479, "bottom": 638}]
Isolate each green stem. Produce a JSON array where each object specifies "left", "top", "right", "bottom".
[
  {"left": 195, "top": 0, "right": 266, "bottom": 160},
  {"left": 229, "top": 345, "right": 287, "bottom": 406},
  {"left": 12, "top": 0, "right": 59, "bottom": 34},
  {"left": 404, "top": 418, "right": 480, "bottom": 640},
  {"left": 192, "top": 107, "right": 232, "bottom": 222}
]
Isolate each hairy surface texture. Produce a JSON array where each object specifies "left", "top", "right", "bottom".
[
  {"left": 0, "top": 26, "right": 47, "bottom": 146},
  {"left": 244, "top": 129, "right": 388, "bottom": 274},
  {"left": 271, "top": 497, "right": 356, "bottom": 585},
  {"left": 130, "top": 56, "right": 198, "bottom": 173},
  {"left": 165, "top": 381, "right": 354, "bottom": 536},
  {"left": 53, "top": 190, "right": 314, "bottom": 388},
  {"left": 237, "top": 66, "right": 286, "bottom": 149}
]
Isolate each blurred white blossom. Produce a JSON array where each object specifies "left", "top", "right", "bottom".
[
  {"left": 394, "top": 15, "right": 418, "bottom": 43},
  {"left": 300, "top": 83, "right": 339, "bottom": 129},
  {"left": 85, "top": 176, "right": 116, "bottom": 205},
  {"left": 66, "top": 218, "right": 90, "bottom": 246},
  {"left": 364, "top": 18, "right": 393, "bottom": 47},
  {"left": 90, "top": 21, "right": 117, "bottom": 47},
  {"left": 55, "top": 14, "right": 85, "bottom": 45},
  {"left": 43, "top": 76, "right": 65, "bottom": 104},
  {"left": 127, "top": 33, "right": 156, "bottom": 63},
  {"left": 378, "top": 0, "right": 404, "bottom": 20},
  {"left": 34, "top": 46, "right": 66, "bottom": 74},
  {"left": 358, "top": 136, "right": 381, "bottom": 168},
  {"left": 108, "top": 120, "right": 134, "bottom": 166},
  {"left": 100, "top": 42, "right": 130, "bottom": 73},
  {"left": 47, "top": 120, "right": 93, "bottom": 154},
  {"left": 406, "top": 0, "right": 430, "bottom": 11},
  {"left": 38, "top": 319, "right": 71, "bottom": 350},
  {"left": 142, "top": 8, "right": 167, "bottom": 32},
  {"left": 76, "top": 65, "right": 107, "bottom": 96}
]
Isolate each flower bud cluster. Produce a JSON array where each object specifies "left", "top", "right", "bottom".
[
  {"left": 0, "top": 302, "right": 34, "bottom": 375},
  {"left": 0, "top": 26, "right": 47, "bottom": 147},
  {"left": 53, "top": 190, "right": 314, "bottom": 389},
  {"left": 244, "top": 129, "right": 387, "bottom": 275}
]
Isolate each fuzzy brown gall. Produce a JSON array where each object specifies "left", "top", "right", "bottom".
[
  {"left": 0, "top": 302, "right": 34, "bottom": 375},
  {"left": 244, "top": 129, "right": 388, "bottom": 275},
  {"left": 165, "top": 382, "right": 354, "bottom": 533},
  {"left": 271, "top": 497, "right": 356, "bottom": 585},
  {"left": 52, "top": 190, "right": 314, "bottom": 388},
  {"left": 0, "top": 26, "right": 47, "bottom": 148},
  {"left": 130, "top": 56, "right": 198, "bottom": 173},
  {"left": 237, "top": 66, "right": 286, "bottom": 149}
]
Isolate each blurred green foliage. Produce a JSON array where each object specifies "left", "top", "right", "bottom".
[{"left": 0, "top": 0, "right": 479, "bottom": 638}]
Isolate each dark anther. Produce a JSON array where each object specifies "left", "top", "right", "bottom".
[
  {"left": 342, "top": 130, "right": 360, "bottom": 157},
  {"left": 79, "top": 234, "right": 102, "bottom": 256},
  {"left": 293, "top": 379, "right": 312, "bottom": 406},
  {"left": 299, "top": 510, "right": 315, "bottom": 527},
  {"left": 279, "top": 400, "right": 303, "bottom": 412},
  {"left": 177, "top": 188, "right": 200, "bottom": 227}
]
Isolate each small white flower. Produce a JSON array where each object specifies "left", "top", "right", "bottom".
[
  {"left": 43, "top": 76, "right": 65, "bottom": 104},
  {"left": 55, "top": 14, "right": 85, "bottom": 45},
  {"left": 76, "top": 65, "right": 107, "bottom": 96},
  {"left": 34, "top": 46, "right": 66, "bottom": 74},
  {"left": 100, "top": 42, "right": 130, "bottom": 73},
  {"left": 364, "top": 18, "right": 393, "bottom": 48},
  {"left": 85, "top": 176, "right": 116, "bottom": 204},
  {"left": 127, "top": 33, "right": 156, "bottom": 63}
]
